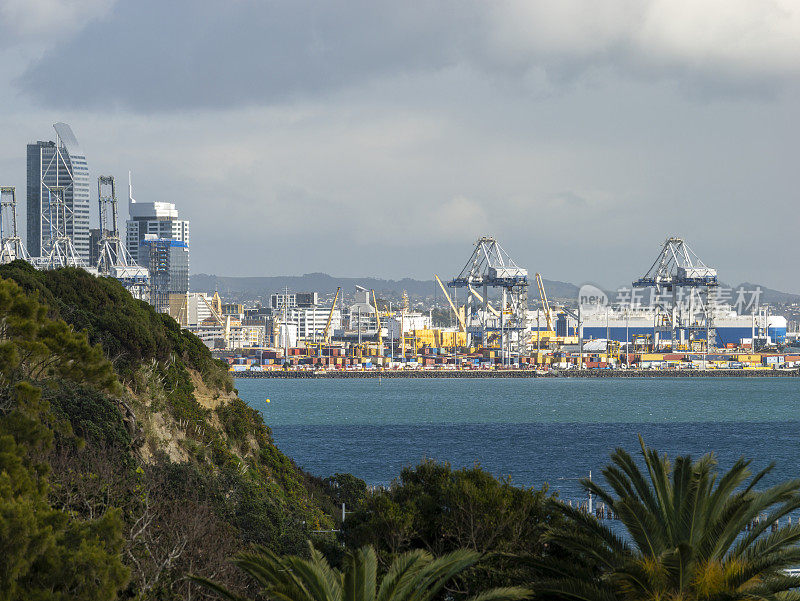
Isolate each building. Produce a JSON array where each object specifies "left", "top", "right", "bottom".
[
  {"left": 270, "top": 292, "right": 318, "bottom": 309},
  {"left": 88, "top": 228, "right": 101, "bottom": 267},
  {"left": 140, "top": 236, "right": 189, "bottom": 316},
  {"left": 125, "top": 173, "right": 189, "bottom": 265},
  {"left": 272, "top": 306, "right": 342, "bottom": 343},
  {"left": 385, "top": 312, "right": 432, "bottom": 339},
  {"left": 187, "top": 292, "right": 221, "bottom": 327},
  {"left": 27, "top": 123, "right": 91, "bottom": 261},
  {"left": 346, "top": 288, "right": 378, "bottom": 335}
]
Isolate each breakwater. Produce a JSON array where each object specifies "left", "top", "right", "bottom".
[{"left": 234, "top": 368, "right": 800, "bottom": 379}]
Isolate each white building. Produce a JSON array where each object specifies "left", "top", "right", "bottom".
[
  {"left": 385, "top": 312, "right": 431, "bottom": 339},
  {"left": 187, "top": 292, "right": 219, "bottom": 327},
  {"left": 275, "top": 307, "right": 342, "bottom": 342},
  {"left": 125, "top": 173, "right": 190, "bottom": 265}
]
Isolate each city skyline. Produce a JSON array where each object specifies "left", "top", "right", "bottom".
[{"left": 0, "top": 1, "right": 798, "bottom": 292}]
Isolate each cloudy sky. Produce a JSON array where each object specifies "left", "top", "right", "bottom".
[{"left": 0, "top": 0, "right": 798, "bottom": 291}]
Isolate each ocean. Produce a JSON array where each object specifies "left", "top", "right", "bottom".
[{"left": 235, "top": 377, "right": 800, "bottom": 501}]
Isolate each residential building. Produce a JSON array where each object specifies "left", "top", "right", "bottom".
[{"left": 27, "top": 123, "right": 91, "bottom": 261}]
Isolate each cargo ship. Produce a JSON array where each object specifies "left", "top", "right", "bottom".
[{"left": 556, "top": 306, "right": 787, "bottom": 347}]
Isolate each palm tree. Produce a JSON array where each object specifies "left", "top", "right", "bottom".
[
  {"left": 192, "top": 543, "right": 532, "bottom": 601},
  {"left": 537, "top": 436, "right": 800, "bottom": 601}
]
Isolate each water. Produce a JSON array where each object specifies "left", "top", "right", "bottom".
[{"left": 235, "top": 377, "right": 800, "bottom": 500}]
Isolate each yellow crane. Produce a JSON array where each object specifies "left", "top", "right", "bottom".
[
  {"left": 322, "top": 287, "right": 341, "bottom": 345},
  {"left": 435, "top": 274, "right": 465, "bottom": 332},
  {"left": 466, "top": 284, "right": 501, "bottom": 318},
  {"left": 371, "top": 289, "right": 383, "bottom": 359},
  {"left": 535, "top": 273, "right": 553, "bottom": 332}
]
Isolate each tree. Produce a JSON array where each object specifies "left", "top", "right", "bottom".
[
  {"left": 0, "top": 278, "right": 129, "bottom": 600},
  {"left": 536, "top": 436, "right": 800, "bottom": 601},
  {"left": 193, "top": 543, "right": 532, "bottom": 601},
  {"left": 342, "top": 460, "right": 561, "bottom": 595}
]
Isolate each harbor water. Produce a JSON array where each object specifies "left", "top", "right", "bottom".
[{"left": 236, "top": 377, "right": 800, "bottom": 501}]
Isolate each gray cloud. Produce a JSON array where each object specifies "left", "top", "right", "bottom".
[
  {"left": 16, "top": 0, "right": 800, "bottom": 111},
  {"left": 1, "top": 2, "right": 799, "bottom": 292}
]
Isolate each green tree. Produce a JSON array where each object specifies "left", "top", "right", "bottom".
[
  {"left": 0, "top": 278, "right": 129, "bottom": 600},
  {"left": 342, "top": 460, "right": 561, "bottom": 593},
  {"left": 536, "top": 436, "right": 800, "bottom": 601},
  {"left": 193, "top": 543, "right": 531, "bottom": 601}
]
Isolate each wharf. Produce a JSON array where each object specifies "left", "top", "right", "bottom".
[{"left": 233, "top": 369, "right": 800, "bottom": 379}]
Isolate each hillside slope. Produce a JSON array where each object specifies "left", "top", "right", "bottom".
[{"left": 0, "top": 261, "right": 345, "bottom": 600}]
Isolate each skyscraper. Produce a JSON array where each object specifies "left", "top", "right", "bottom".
[
  {"left": 140, "top": 236, "right": 189, "bottom": 317},
  {"left": 26, "top": 123, "right": 91, "bottom": 261},
  {"left": 125, "top": 173, "right": 189, "bottom": 265}
]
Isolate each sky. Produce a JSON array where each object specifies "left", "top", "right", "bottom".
[{"left": 0, "top": 0, "right": 798, "bottom": 291}]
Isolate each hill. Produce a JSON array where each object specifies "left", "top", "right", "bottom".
[
  {"left": 0, "top": 261, "right": 349, "bottom": 600},
  {"left": 193, "top": 272, "right": 800, "bottom": 307},
  {"left": 191, "top": 272, "right": 581, "bottom": 302}
]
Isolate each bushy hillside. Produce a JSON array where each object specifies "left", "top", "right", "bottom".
[{"left": 0, "top": 263, "right": 345, "bottom": 600}]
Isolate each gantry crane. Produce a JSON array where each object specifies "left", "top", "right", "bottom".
[
  {"left": 633, "top": 236, "right": 719, "bottom": 350},
  {"left": 0, "top": 187, "right": 30, "bottom": 264},
  {"left": 449, "top": 236, "right": 529, "bottom": 358}
]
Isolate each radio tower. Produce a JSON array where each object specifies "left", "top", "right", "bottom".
[
  {"left": 39, "top": 186, "right": 85, "bottom": 269},
  {"left": 0, "top": 186, "right": 30, "bottom": 263},
  {"left": 96, "top": 176, "right": 149, "bottom": 297}
]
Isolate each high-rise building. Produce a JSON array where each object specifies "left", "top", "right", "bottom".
[
  {"left": 26, "top": 123, "right": 91, "bottom": 261},
  {"left": 125, "top": 173, "right": 189, "bottom": 265},
  {"left": 88, "top": 227, "right": 101, "bottom": 267},
  {"left": 140, "top": 236, "right": 189, "bottom": 316}
]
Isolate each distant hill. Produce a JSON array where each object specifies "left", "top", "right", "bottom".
[
  {"left": 192, "top": 273, "right": 800, "bottom": 307},
  {"left": 735, "top": 282, "right": 800, "bottom": 306},
  {"left": 191, "top": 272, "right": 581, "bottom": 303}
]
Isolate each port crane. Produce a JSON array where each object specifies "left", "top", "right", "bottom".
[
  {"left": 0, "top": 186, "right": 30, "bottom": 264},
  {"left": 322, "top": 286, "right": 341, "bottom": 344},
  {"left": 371, "top": 289, "right": 384, "bottom": 361},
  {"left": 435, "top": 274, "right": 466, "bottom": 332},
  {"left": 449, "top": 236, "right": 529, "bottom": 359},
  {"left": 96, "top": 176, "right": 149, "bottom": 298},
  {"left": 633, "top": 236, "right": 719, "bottom": 350}
]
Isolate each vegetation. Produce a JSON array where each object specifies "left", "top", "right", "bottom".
[
  {"left": 537, "top": 436, "right": 800, "bottom": 601},
  {"left": 193, "top": 543, "right": 532, "bottom": 601},
  {"left": 0, "top": 267, "right": 343, "bottom": 599},
  {"left": 342, "top": 460, "right": 562, "bottom": 596},
  {"left": 6, "top": 264, "right": 800, "bottom": 601},
  {"left": 0, "top": 260, "right": 229, "bottom": 390},
  {"left": 0, "top": 277, "right": 128, "bottom": 600}
]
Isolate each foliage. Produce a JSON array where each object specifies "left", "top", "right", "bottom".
[
  {"left": 0, "top": 260, "right": 230, "bottom": 391},
  {"left": 536, "top": 436, "right": 800, "bottom": 601},
  {"left": 342, "top": 460, "right": 561, "bottom": 594},
  {"left": 0, "top": 276, "right": 129, "bottom": 600},
  {"left": 193, "top": 542, "right": 532, "bottom": 601}
]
